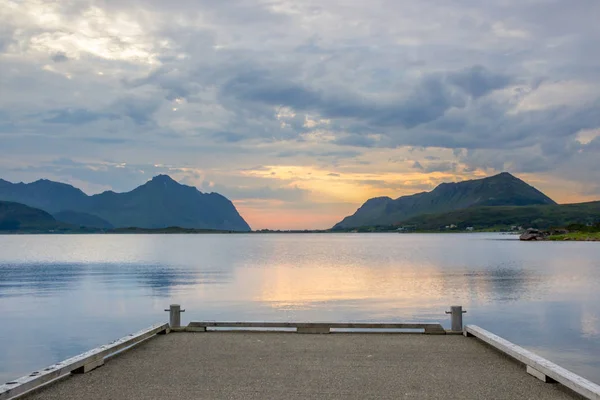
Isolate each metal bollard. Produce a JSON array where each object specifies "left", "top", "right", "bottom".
[
  {"left": 164, "top": 304, "right": 185, "bottom": 328},
  {"left": 445, "top": 305, "right": 467, "bottom": 331}
]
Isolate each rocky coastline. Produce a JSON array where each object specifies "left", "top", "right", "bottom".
[{"left": 519, "top": 228, "right": 600, "bottom": 241}]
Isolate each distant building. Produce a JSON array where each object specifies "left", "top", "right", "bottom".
[
  {"left": 466, "top": 227, "right": 474, "bottom": 231},
  {"left": 445, "top": 224, "right": 457, "bottom": 229}
]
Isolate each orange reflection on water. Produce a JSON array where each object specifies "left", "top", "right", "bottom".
[{"left": 247, "top": 262, "right": 452, "bottom": 310}]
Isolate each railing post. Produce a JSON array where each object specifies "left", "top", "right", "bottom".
[
  {"left": 164, "top": 304, "right": 185, "bottom": 328},
  {"left": 445, "top": 305, "right": 467, "bottom": 332}
]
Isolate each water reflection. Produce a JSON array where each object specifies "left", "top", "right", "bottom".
[
  {"left": 459, "top": 267, "right": 545, "bottom": 302},
  {"left": 0, "top": 262, "right": 234, "bottom": 298},
  {"left": 0, "top": 233, "right": 599, "bottom": 384},
  {"left": 0, "top": 263, "right": 85, "bottom": 297}
]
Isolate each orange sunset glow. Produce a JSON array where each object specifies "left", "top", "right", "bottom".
[
  {"left": 226, "top": 165, "right": 597, "bottom": 230},
  {"left": 1, "top": 0, "right": 599, "bottom": 231}
]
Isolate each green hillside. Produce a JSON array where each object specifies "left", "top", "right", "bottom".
[
  {"left": 398, "top": 201, "right": 600, "bottom": 231},
  {"left": 333, "top": 172, "right": 555, "bottom": 229}
]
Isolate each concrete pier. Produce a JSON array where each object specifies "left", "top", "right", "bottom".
[{"left": 19, "top": 332, "right": 584, "bottom": 400}]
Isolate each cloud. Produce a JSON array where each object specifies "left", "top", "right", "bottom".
[
  {"left": 448, "top": 65, "right": 512, "bottom": 99},
  {"left": 107, "top": 96, "right": 162, "bottom": 125},
  {"left": 210, "top": 184, "right": 309, "bottom": 202},
  {"left": 50, "top": 52, "right": 69, "bottom": 63},
  {"left": 1, "top": 0, "right": 600, "bottom": 228},
  {"left": 412, "top": 161, "right": 424, "bottom": 170},
  {"left": 6, "top": 158, "right": 161, "bottom": 193},
  {"left": 421, "top": 161, "right": 458, "bottom": 173},
  {"left": 212, "top": 131, "right": 246, "bottom": 143},
  {"left": 221, "top": 69, "right": 322, "bottom": 110},
  {"left": 581, "top": 184, "right": 600, "bottom": 197},
  {"left": 333, "top": 135, "right": 378, "bottom": 147},
  {"left": 219, "top": 68, "right": 466, "bottom": 131},
  {"left": 43, "top": 109, "right": 113, "bottom": 125},
  {"left": 274, "top": 149, "right": 361, "bottom": 159},
  {"left": 79, "top": 137, "right": 131, "bottom": 144}
]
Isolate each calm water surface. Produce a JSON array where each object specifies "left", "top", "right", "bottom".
[{"left": 0, "top": 233, "right": 599, "bottom": 383}]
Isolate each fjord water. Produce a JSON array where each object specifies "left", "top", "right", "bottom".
[{"left": 0, "top": 234, "right": 599, "bottom": 384}]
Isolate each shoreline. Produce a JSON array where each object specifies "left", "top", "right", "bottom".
[
  {"left": 1, "top": 230, "right": 598, "bottom": 241},
  {"left": 546, "top": 232, "right": 600, "bottom": 241},
  {"left": 0, "top": 230, "right": 523, "bottom": 236}
]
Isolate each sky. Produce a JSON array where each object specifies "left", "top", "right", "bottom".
[{"left": 1, "top": 0, "right": 599, "bottom": 230}]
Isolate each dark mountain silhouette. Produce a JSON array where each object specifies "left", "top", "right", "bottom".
[
  {"left": 53, "top": 211, "right": 114, "bottom": 229},
  {"left": 0, "top": 175, "right": 251, "bottom": 231},
  {"left": 333, "top": 172, "right": 556, "bottom": 229},
  {"left": 0, "top": 178, "right": 87, "bottom": 213},
  {"left": 0, "top": 201, "right": 62, "bottom": 231}
]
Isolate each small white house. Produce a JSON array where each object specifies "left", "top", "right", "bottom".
[{"left": 466, "top": 227, "right": 474, "bottom": 231}]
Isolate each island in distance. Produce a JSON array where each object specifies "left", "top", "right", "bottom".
[{"left": 0, "top": 175, "right": 251, "bottom": 232}]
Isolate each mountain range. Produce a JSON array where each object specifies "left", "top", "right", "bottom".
[
  {"left": 0, "top": 175, "right": 251, "bottom": 231},
  {"left": 333, "top": 172, "right": 557, "bottom": 229},
  {"left": 2, "top": 172, "right": 597, "bottom": 233}
]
